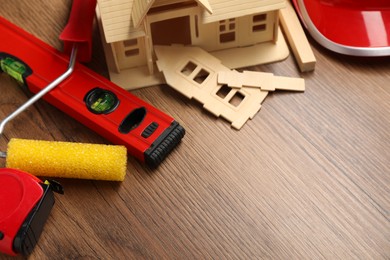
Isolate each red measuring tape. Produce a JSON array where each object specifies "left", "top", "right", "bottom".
[{"left": 0, "top": 169, "right": 63, "bottom": 256}]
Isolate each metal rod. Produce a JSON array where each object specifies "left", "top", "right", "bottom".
[{"left": 0, "top": 46, "right": 78, "bottom": 137}]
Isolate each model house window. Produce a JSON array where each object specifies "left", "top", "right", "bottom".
[
  {"left": 216, "top": 85, "right": 245, "bottom": 107},
  {"left": 180, "top": 61, "right": 210, "bottom": 85},
  {"left": 219, "top": 19, "right": 236, "bottom": 43},
  {"left": 123, "top": 39, "right": 140, "bottom": 57},
  {"left": 252, "top": 13, "right": 267, "bottom": 32}
]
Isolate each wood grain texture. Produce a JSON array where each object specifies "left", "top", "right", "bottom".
[{"left": 0, "top": 1, "right": 389, "bottom": 259}]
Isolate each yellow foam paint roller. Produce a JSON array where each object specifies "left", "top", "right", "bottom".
[{"left": 5, "top": 138, "right": 127, "bottom": 181}]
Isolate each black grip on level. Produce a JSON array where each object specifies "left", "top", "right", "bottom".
[{"left": 144, "top": 121, "right": 185, "bottom": 167}]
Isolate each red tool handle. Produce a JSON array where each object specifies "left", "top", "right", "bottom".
[{"left": 59, "top": 0, "right": 97, "bottom": 62}]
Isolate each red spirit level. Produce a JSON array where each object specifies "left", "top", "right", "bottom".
[
  {"left": 0, "top": 16, "right": 185, "bottom": 167},
  {"left": 0, "top": 168, "right": 63, "bottom": 256}
]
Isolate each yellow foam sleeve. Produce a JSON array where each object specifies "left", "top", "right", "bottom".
[{"left": 6, "top": 138, "right": 127, "bottom": 181}]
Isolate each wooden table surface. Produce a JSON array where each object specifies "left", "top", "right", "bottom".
[{"left": 1, "top": 1, "right": 389, "bottom": 259}]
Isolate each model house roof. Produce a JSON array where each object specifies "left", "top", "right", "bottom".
[
  {"left": 97, "top": 0, "right": 285, "bottom": 43},
  {"left": 132, "top": 0, "right": 213, "bottom": 27},
  {"left": 203, "top": 0, "right": 285, "bottom": 23}
]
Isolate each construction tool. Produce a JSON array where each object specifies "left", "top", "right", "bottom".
[
  {"left": 0, "top": 0, "right": 128, "bottom": 179},
  {"left": 0, "top": 0, "right": 96, "bottom": 137},
  {"left": 0, "top": 169, "right": 63, "bottom": 256},
  {"left": 5, "top": 138, "right": 127, "bottom": 181},
  {"left": 0, "top": 0, "right": 124, "bottom": 256},
  {"left": 0, "top": 1, "right": 185, "bottom": 167}
]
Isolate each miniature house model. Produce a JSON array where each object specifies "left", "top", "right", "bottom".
[{"left": 96, "top": 0, "right": 290, "bottom": 89}]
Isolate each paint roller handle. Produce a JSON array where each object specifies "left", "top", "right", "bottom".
[
  {"left": 0, "top": 47, "right": 78, "bottom": 138},
  {"left": 59, "top": 0, "right": 97, "bottom": 62},
  {"left": 0, "top": 0, "right": 96, "bottom": 137}
]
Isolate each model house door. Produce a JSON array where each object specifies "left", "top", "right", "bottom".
[{"left": 150, "top": 16, "right": 192, "bottom": 46}]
